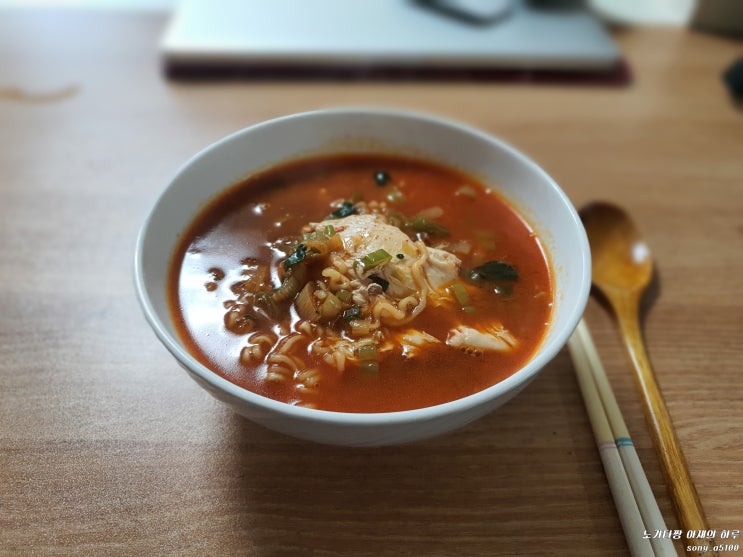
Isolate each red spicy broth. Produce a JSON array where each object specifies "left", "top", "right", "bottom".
[{"left": 168, "top": 154, "right": 553, "bottom": 412}]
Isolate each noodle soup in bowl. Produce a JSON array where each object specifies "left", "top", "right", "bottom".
[{"left": 134, "top": 108, "right": 590, "bottom": 446}]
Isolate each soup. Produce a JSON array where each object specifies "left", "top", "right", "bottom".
[{"left": 169, "top": 154, "right": 553, "bottom": 412}]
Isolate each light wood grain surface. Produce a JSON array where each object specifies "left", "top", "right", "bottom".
[{"left": 1, "top": 10, "right": 741, "bottom": 557}]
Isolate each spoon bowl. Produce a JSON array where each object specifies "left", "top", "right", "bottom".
[{"left": 581, "top": 202, "right": 653, "bottom": 295}]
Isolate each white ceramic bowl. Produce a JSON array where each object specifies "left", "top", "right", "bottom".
[{"left": 134, "top": 108, "right": 590, "bottom": 446}]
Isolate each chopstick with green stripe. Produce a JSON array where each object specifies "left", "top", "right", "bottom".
[{"left": 569, "top": 319, "right": 678, "bottom": 556}]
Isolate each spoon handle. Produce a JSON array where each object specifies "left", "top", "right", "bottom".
[{"left": 611, "top": 292, "right": 717, "bottom": 557}]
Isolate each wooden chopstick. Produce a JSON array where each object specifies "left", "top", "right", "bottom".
[{"left": 568, "top": 318, "right": 678, "bottom": 557}]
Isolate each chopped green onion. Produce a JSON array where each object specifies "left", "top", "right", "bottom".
[
  {"left": 370, "top": 275, "right": 390, "bottom": 292},
  {"left": 374, "top": 171, "right": 391, "bottom": 186},
  {"left": 283, "top": 244, "right": 307, "bottom": 270},
  {"left": 343, "top": 305, "right": 362, "bottom": 321},
  {"left": 359, "top": 249, "right": 392, "bottom": 271},
  {"left": 404, "top": 216, "right": 449, "bottom": 236},
  {"left": 449, "top": 283, "right": 470, "bottom": 307},
  {"left": 328, "top": 201, "right": 357, "bottom": 219},
  {"left": 356, "top": 343, "right": 378, "bottom": 372},
  {"left": 319, "top": 292, "right": 343, "bottom": 319},
  {"left": 336, "top": 289, "right": 353, "bottom": 303},
  {"left": 301, "top": 225, "right": 337, "bottom": 243},
  {"left": 299, "top": 229, "right": 342, "bottom": 255}
]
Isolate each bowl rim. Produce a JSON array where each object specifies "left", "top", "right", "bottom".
[{"left": 133, "top": 106, "right": 591, "bottom": 426}]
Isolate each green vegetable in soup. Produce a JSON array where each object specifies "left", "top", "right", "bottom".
[
  {"left": 370, "top": 275, "right": 389, "bottom": 292},
  {"left": 343, "top": 305, "right": 362, "bottom": 322},
  {"left": 471, "top": 260, "right": 519, "bottom": 282},
  {"left": 403, "top": 216, "right": 449, "bottom": 236},
  {"left": 356, "top": 343, "right": 379, "bottom": 373},
  {"left": 359, "top": 249, "right": 392, "bottom": 271},
  {"left": 328, "top": 201, "right": 358, "bottom": 219},
  {"left": 283, "top": 243, "right": 307, "bottom": 270}
]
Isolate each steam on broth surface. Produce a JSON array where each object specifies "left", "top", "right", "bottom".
[{"left": 169, "top": 154, "right": 553, "bottom": 412}]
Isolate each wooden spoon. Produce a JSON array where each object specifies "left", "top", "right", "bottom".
[{"left": 580, "top": 202, "right": 716, "bottom": 556}]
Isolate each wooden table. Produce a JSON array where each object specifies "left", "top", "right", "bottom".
[{"left": 1, "top": 10, "right": 741, "bottom": 556}]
